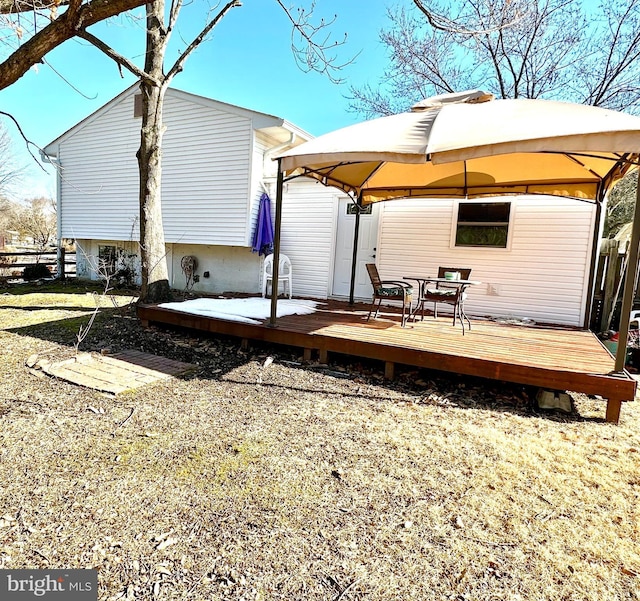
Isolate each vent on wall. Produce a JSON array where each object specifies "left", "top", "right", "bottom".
[{"left": 133, "top": 94, "right": 143, "bottom": 119}]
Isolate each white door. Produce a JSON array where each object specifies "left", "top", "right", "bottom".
[{"left": 332, "top": 198, "right": 380, "bottom": 298}]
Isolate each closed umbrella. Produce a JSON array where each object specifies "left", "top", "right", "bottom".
[{"left": 252, "top": 192, "right": 274, "bottom": 257}]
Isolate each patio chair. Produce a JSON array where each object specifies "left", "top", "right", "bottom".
[
  {"left": 421, "top": 266, "right": 472, "bottom": 332},
  {"left": 366, "top": 263, "right": 413, "bottom": 327},
  {"left": 262, "top": 253, "right": 293, "bottom": 298}
]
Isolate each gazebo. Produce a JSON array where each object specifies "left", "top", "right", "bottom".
[{"left": 270, "top": 91, "right": 640, "bottom": 385}]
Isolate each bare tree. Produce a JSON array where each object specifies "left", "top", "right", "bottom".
[
  {"left": 4, "top": 196, "right": 56, "bottom": 249},
  {"left": 0, "top": 121, "right": 25, "bottom": 198},
  {"left": 79, "top": 0, "right": 350, "bottom": 303},
  {"left": 350, "top": 0, "right": 640, "bottom": 116}
]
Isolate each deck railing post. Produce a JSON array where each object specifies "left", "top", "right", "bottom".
[{"left": 57, "top": 247, "right": 66, "bottom": 281}]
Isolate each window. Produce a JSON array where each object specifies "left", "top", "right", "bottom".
[
  {"left": 455, "top": 201, "right": 511, "bottom": 248},
  {"left": 98, "top": 245, "right": 117, "bottom": 275}
]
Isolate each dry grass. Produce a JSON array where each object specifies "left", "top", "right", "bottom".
[{"left": 0, "top": 281, "right": 639, "bottom": 600}]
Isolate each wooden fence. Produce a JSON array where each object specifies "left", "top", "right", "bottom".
[
  {"left": 0, "top": 248, "right": 76, "bottom": 280},
  {"left": 592, "top": 239, "right": 629, "bottom": 332}
]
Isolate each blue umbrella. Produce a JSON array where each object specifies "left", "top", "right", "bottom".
[{"left": 252, "top": 192, "right": 274, "bottom": 256}]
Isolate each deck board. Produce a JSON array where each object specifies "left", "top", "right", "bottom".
[{"left": 137, "top": 300, "right": 636, "bottom": 423}]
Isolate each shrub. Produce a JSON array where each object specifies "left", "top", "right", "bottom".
[{"left": 22, "top": 263, "right": 52, "bottom": 280}]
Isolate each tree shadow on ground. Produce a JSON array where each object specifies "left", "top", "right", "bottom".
[{"left": 4, "top": 305, "right": 607, "bottom": 425}]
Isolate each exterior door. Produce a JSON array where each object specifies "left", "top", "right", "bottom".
[{"left": 332, "top": 198, "right": 380, "bottom": 299}]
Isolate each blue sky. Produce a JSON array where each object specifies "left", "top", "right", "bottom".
[{"left": 2, "top": 0, "right": 395, "bottom": 200}]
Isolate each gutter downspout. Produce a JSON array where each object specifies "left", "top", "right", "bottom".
[
  {"left": 265, "top": 132, "right": 296, "bottom": 161},
  {"left": 614, "top": 159, "right": 640, "bottom": 373}
]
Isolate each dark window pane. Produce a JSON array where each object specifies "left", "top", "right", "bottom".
[{"left": 458, "top": 202, "right": 510, "bottom": 223}]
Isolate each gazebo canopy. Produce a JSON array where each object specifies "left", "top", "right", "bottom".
[{"left": 279, "top": 91, "right": 640, "bottom": 204}]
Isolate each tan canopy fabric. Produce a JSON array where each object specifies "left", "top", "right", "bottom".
[{"left": 279, "top": 94, "right": 640, "bottom": 204}]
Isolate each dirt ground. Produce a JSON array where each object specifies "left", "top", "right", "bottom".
[{"left": 0, "top": 281, "right": 639, "bottom": 600}]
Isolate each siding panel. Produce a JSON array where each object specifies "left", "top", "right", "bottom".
[
  {"left": 377, "top": 197, "right": 596, "bottom": 326},
  {"left": 58, "top": 89, "right": 253, "bottom": 245},
  {"left": 279, "top": 179, "right": 339, "bottom": 299}
]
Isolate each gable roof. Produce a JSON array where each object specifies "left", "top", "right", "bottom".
[{"left": 43, "top": 84, "right": 311, "bottom": 155}]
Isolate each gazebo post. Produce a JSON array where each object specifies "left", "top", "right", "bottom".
[
  {"left": 348, "top": 194, "right": 363, "bottom": 305},
  {"left": 614, "top": 159, "right": 640, "bottom": 372},
  {"left": 269, "top": 159, "right": 284, "bottom": 327}
]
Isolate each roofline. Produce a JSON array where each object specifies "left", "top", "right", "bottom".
[{"left": 43, "top": 83, "right": 312, "bottom": 155}]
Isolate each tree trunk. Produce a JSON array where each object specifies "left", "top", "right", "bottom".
[{"left": 137, "top": 0, "right": 171, "bottom": 304}]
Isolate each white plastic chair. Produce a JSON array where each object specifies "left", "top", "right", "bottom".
[
  {"left": 261, "top": 253, "right": 293, "bottom": 298},
  {"left": 630, "top": 310, "right": 640, "bottom": 331}
]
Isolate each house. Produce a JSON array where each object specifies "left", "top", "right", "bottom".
[{"left": 44, "top": 86, "right": 600, "bottom": 327}]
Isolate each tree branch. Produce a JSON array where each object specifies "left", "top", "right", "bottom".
[
  {"left": 0, "top": 0, "right": 67, "bottom": 14},
  {"left": 164, "top": 0, "right": 241, "bottom": 82},
  {"left": 0, "top": 110, "right": 46, "bottom": 168},
  {"left": 77, "top": 30, "right": 161, "bottom": 86},
  {"left": 412, "top": 0, "right": 520, "bottom": 35},
  {"left": 274, "top": 0, "right": 354, "bottom": 84},
  {"left": 0, "top": 0, "right": 147, "bottom": 90},
  {"left": 166, "top": 0, "right": 183, "bottom": 35}
]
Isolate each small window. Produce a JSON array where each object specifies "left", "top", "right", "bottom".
[
  {"left": 98, "top": 245, "right": 117, "bottom": 275},
  {"left": 133, "top": 94, "right": 143, "bottom": 118},
  {"left": 455, "top": 201, "right": 511, "bottom": 248}
]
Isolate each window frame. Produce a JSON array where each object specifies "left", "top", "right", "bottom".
[
  {"left": 98, "top": 244, "right": 118, "bottom": 275},
  {"left": 451, "top": 199, "right": 514, "bottom": 250}
]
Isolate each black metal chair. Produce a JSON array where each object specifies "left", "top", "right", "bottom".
[
  {"left": 366, "top": 263, "right": 413, "bottom": 327},
  {"left": 421, "top": 267, "right": 472, "bottom": 332}
]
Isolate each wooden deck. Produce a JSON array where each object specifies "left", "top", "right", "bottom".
[{"left": 137, "top": 300, "right": 636, "bottom": 423}]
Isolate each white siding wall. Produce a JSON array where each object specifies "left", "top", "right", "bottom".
[
  {"left": 248, "top": 133, "right": 273, "bottom": 245},
  {"left": 58, "top": 89, "right": 254, "bottom": 246},
  {"left": 59, "top": 100, "right": 140, "bottom": 242},
  {"left": 279, "top": 178, "right": 339, "bottom": 299},
  {"left": 169, "top": 244, "right": 260, "bottom": 294},
  {"left": 161, "top": 97, "right": 252, "bottom": 245},
  {"left": 377, "top": 196, "right": 597, "bottom": 326}
]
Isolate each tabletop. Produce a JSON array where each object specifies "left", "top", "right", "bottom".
[{"left": 403, "top": 275, "right": 481, "bottom": 286}]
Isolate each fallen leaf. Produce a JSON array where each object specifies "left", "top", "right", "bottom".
[
  {"left": 0, "top": 515, "right": 16, "bottom": 529},
  {"left": 155, "top": 537, "right": 178, "bottom": 551}
]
